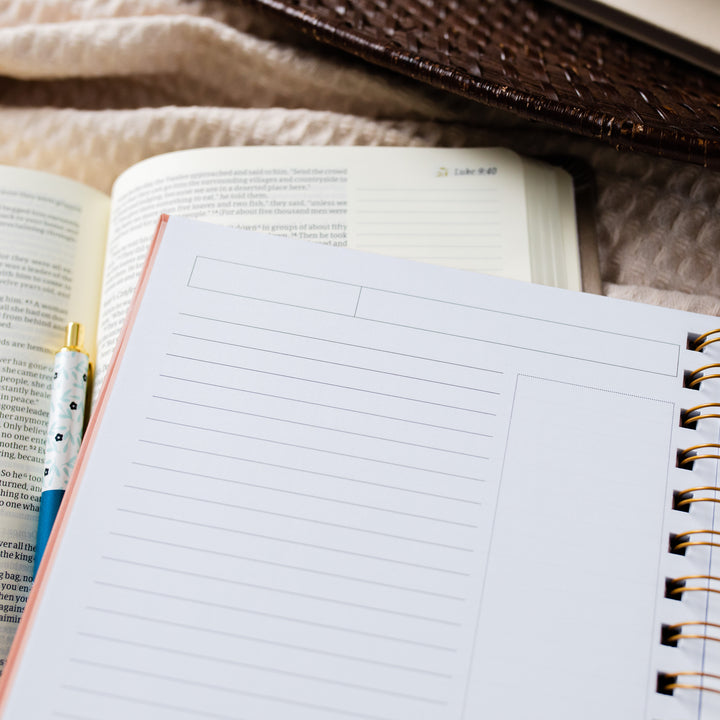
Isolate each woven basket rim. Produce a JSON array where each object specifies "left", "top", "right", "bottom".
[{"left": 246, "top": 0, "right": 720, "bottom": 168}]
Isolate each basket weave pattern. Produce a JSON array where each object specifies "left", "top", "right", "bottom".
[{"left": 247, "top": 0, "right": 720, "bottom": 167}]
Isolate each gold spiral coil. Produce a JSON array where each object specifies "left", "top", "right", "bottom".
[
  {"left": 674, "top": 486, "right": 720, "bottom": 509},
  {"left": 663, "top": 621, "right": 720, "bottom": 646},
  {"left": 671, "top": 529, "right": 720, "bottom": 553},
  {"left": 677, "top": 446, "right": 720, "bottom": 468},
  {"left": 691, "top": 329, "right": 720, "bottom": 352},
  {"left": 682, "top": 403, "right": 720, "bottom": 426},
  {"left": 666, "top": 574, "right": 720, "bottom": 599},
  {"left": 658, "top": 671, "right": 720, "bottom": 695},
  {"left": 686, "top": 364, "right": 720, "bottom": 389}
]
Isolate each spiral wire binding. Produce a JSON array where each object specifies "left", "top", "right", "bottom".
[
  {"left": 661, "top": 330, "right": 720, "bottom": 701},
  {"left": 658, "top": 672, "right": 720, "bottom": 696},
  {"left": 663, "top": 621, "right": 720, "bottom": 645},
  {"left": 691, "top": 330, "right": 720, "bottom": 353},
  {"left": 685, "top": 364, "right": 720, "bottom": 389},
  {"left": 677, "top": 449, "right": 720, "bottom": 469},
  {"left": 666, "top": 575, "right": 720, "bottom": 598},
  {"left": 673, "top": 486, "right": 720, "bottom": 508},
  {"left": 671, "top": 529, "right": 720, "bottom": 554},
  {"left": 682, "top": 403, "right": 720, "bottom": 427}
]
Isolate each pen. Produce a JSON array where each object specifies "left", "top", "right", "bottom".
[{"left": 33, "top": 322, "right": 90, "bottom": 576}]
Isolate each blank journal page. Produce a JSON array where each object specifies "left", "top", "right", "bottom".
[{"left": 0, "top": 217, "right": 711, "bottom": 720}]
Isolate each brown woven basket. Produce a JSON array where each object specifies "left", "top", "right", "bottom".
[{"left": 245, "top": 0, "right": 720, "bottom": 168}]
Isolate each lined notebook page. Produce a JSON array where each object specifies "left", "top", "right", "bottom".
[
  {"left": 350, "top": 172, "right": 507, "bottom": 272},
  {"left": 2, "top": 217, "right": 716, "bottom": 719}
]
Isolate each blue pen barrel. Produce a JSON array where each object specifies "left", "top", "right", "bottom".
[
  {"left": 34, "top": 324, "right": 90, "bottom": 577},
  {"left": 34, "top": 490, "right": 65, "bottom": 572}
]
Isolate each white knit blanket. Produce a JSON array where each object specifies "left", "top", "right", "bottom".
[{"left": 2, "top": 0, "right": 720, "bottom": 314}]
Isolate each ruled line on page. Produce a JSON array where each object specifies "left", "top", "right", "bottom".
[
  {"left": 99, "top": 548, "right": 462, "bottom": 626},
  {"left": 151, "top": 395, "right": 493, "bottom": 455},
  {"left": 92, "top": 581, "right": 460, "bottom": 651},
  {"left": 75, "top": 632, "right": 449, "bottom": 704},
  {"left": 105, "top": 508, "right": 470, "bottom": 626},
  {"left": 165, "top": 354, "right": 497, "bottom": 414},
  {"left": 138, "top": 439, "right": 486, "bottom": 506},
  {"left": 142, "top": 418, "right": 487, "bottom": 483},
  {"left": 95, "top": 544, "right": 465, "bottom": 602},
  {"left": 356, "top": 196, "right": 498, "bottom": 203},
  {"left": 152, "top": 395, "right": 494, "bottom": 450},
  {"left": 127, "top": 464, "right": 478, "bottom": 527},
  {"left": 171, "top": 332, "right": 501, "bottom": 396},
  {"left": 59, "top": 678, "right": 389, "bottom": 720},
  {"left": 356, "top": 210, "right": 500, "bottom": 215},
  {"left": 133, "top": 446, "right": 486, "bottom": 500},
  {"left": 116, "top": 507, "right": 473, "bottom": 560},
  {"left": 118, "top": 500, "right": 472, "bottom": 559},
  {"left": 371, "top": 257, "right": 503, "bottom": 262},
  {"left": 353, "top": 201, "right": 496, "bottom": 207},
  {"left": 157, "top": 375, "right": 498, "bottom": 430},
  {"left": 352, "top": 221, "right": 502, "bottom": 226},
  {"left": 356, "top": 206, "right": 498, "bottom": 211},
  {"left": 129, "top": 464, "right": 482, "bottom": 539},
  {"left": 356, "top": 208, "right": 498, "bottom": 213},
  {"left": 120, "top": 485, "right": 478, "bottom": 557},
  {"left": 353, "top": 241, "right": 502, "bottom": 246},
  {"left": 65, "top": 661, "right": 415, "bottom": 720},
  {"left": 355, "top": 187, "right": 497, "bottom": 193},
  {"left": 84, "top": 606, "right": 455, "bottom": 677},
  {"left": 56, "top": 689, "right": 237, "bottom": 720},
  {"left": 134, "top": 440, "right": 486, "bottom": 516},
  {"left": 110, "top": 528, "right": 471, "bottom": 582},
  {"left": 353, "top": 235, "right": 503, "bottom": 240},
  {"left": 177, "top": 312, "right": 505, "bottom": 377}
]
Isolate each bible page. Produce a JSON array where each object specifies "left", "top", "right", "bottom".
[
  {"left": 0, "top": 166, "right": 109, "bottom": 666},
  {"left": 95, "top": 146, "right": 542, "bottom": 392},
  {"left": 1, "top": 217, "right": 712, "bottom": 719}
]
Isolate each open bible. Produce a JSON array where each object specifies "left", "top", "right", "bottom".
[{"left": 0, "top": 146, "right": 587, "bottom": 666}]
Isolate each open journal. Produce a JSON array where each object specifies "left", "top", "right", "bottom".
[
  {"left": 1, "top": 215, "right": 719, "bottom": 718},
  {"left": 0, "top": 146, "right": 588, "bottom": 666}
]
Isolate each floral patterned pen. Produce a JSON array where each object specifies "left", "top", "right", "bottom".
[{"left": 33, "top": 322, "right": 90, "bottom": 576}]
